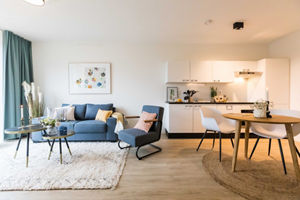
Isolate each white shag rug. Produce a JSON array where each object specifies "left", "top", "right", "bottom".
[{"left": 0, "top": 141, "right": 128, "bottom": 191}]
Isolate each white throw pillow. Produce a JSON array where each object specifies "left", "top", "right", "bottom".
[{"left": 53, "top": 106, "right": 75, "bottom": 121}]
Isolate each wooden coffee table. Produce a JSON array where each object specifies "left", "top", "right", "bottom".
[
  {"left": 42, "top": 131, "right": 75, "bottom": 164},
  {"left": 4, "top": 124, "right": 48, "bottom": 167}
]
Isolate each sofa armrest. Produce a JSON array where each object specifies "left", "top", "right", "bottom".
[{"left": 106, "top": 117, "right": 118, "bottom": 141}]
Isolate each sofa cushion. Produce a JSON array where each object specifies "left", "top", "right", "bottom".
[
  {"left": 85, "top": 103, "right": 113, "bottom": 120},
  {"left": 74, "top": 120, "right": 107, "bottom": 133},
  {"left": 118, "top": 128, "right": 158, "bottom": 147},
  {"left": 59, "top": 120, "right": 79, "bottom": 131},
  {"left": 62, "top": 104, "right": 86, "bottom": 120}
]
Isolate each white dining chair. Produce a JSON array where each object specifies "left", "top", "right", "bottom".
[
  {"left": 196, "top": 106, "right": 236, "bottom": 162},
  {"left": 249, "top": 109, "right": 300, "bottom": 174}
]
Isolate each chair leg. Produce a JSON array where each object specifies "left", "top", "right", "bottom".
[
  {"left": 230, "top": 135, "right": 234, "bottom": 148},
  {"left": 136, "top": 144, "right": 162, "bottom": 160},
  {"left": 219, "top": 131, "right": 222, "bottom": 162},
  {"left": 278, "top": 139, "right": 287, "bottom": 175},
  {"left": 296, "top": 146, "right": 300, "bottom": 158},
  {"left": 249, "top": 136, "right": 260, "bottom": 160},
  {"left": 118, "top": 140, "right": 131, "bottom": 149},
  {"left": 268, "top": 138, "right": 272, "bottom": 156},
  {"left": 212, "top": 131, "right": 216, "bottom": 149},
  {"left": 196, "top": 130, "right": 207, "bottom": 151}
]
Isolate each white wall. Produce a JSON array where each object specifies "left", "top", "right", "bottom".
[
  {"left": 32, "top": 42, "right": 268, "bottom": 115},
  {"left": 268, "top": 30, "right": 300, "bottom": 110}
]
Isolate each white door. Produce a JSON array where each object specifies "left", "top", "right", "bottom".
[
  {"left": 168, "top": 104, "right": 193, "bottom": 133},
  {"left": 190, "top": 60, "right": 213, "bottom": 83},
  {"left": 166, "top": 61, "right": 190, "bottom": 83},
  {"left": 212, "top": 61, "right": 235, "bottom": 83}
]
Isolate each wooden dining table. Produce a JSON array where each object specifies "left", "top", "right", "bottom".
[{"left": 223, "top": 113, "right": 300, "bottom": 181}]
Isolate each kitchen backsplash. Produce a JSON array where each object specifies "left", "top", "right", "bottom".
[{"left": 167, "top": 81, "right": 247, "bottom": 102}]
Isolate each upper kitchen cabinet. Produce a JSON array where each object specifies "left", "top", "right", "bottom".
[
  {"left": 212, "top": 61, "right": 235, "bottom": 83},
  {"left": 165, "top": 61, "right": 190, "bottom": 83},
  {"left": 190, "top": 60, "right": 213, "bottom": 82},
  {"left": 165, "top": 60, "right": 258, "bottom": 83}
]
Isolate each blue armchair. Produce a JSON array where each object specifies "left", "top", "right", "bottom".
[{"left": 118, "top": 105, "right": 164, "bottom": 160}]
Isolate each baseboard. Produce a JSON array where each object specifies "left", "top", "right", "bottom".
[{"left": 165, "top": 129, "right": 257, "bottom": 139}]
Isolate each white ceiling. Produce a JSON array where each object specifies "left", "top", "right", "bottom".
[{"left": 0, "top": 0, "right": 300, "bottom": 44}]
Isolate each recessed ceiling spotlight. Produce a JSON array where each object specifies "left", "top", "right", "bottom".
[
  {"left": 233, "top": 22, "right": 244, "bottom": 30},
  {"left": 24, "top": 0, "right": 45, "bottom": 6},
  {"left": 204, "top": 19, "right": 213, "bottom": 25}
]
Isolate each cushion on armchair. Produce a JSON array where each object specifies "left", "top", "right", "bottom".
[
  {"left": 85, "top": 103, "right": 113, "bottom": 120},
  {"left": 134, "top": 111, "right": 157, "bottom": 132}
]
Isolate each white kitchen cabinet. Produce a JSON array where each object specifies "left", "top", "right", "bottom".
[
  {"left": 247, "top": 58, "right": 289, "bottom": 109},
  {"left": 165, "top": 61, "right": 190, "bottom": 83},
  {"left": 212, "top": 61, "right": 235, "bottom": 83},
  {"left": 190, "top": 60, "right": 213, "bottom": 83},
  {"left": 167, "top": 104, "right": 193, "bottom": 133},
  {"left": 165, "top": 103, "right": 253, "bottom": 133}
]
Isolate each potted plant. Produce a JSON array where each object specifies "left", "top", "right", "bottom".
[{"left": 210, "top": 87, "right": 217, "bottom": 102}]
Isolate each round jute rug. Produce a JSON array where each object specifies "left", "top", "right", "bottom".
[{"left": 202, "top": 151, "right": 300, "bottom": 200}]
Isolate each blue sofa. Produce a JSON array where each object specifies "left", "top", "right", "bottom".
[{"left": 31, "top": 103, "right": 118, "bottom": 142}]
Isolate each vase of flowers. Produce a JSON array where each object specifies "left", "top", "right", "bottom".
[
  {"left": 40, "top": 118, "right": 57, "bottom": 133},
  {"left": 253, "top": 100, "right": 267, "bottom": 118}
]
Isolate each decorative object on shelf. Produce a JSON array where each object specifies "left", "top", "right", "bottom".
[
  {"left": 22, "top": 81, "right": 44, "bottom": 119},
  {"left": 210, "top": 86, "right": 218, "bottom": 102},
  {"left": 183, "top": 90, "right": 197, "bottom": 102},
  {"left": 214, "top": 95, "right": 228, "bottom": 103},
  {"left": 166, "top": 87, "right": 178, "bottom": 102},
  {"left": 253, "top": 100, "right": 267, "bottom": 118},
  {"left": 69, "top": 63, "right": 111, "bottom": 94}
]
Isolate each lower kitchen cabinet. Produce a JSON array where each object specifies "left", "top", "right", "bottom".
[{"left": 165, "top": 103, "right": 253, "bottom": 134}]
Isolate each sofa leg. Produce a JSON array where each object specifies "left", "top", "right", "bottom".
[
  {"left": 118, "top": 140, "right": 131, "bottom": 149},
  {"left": 136, "top": 144, "right": 162, "bottom": 160}
]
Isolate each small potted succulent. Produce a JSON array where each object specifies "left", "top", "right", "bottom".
[{"left": 253, "top": 100, "right": 267, "bottom": 118}]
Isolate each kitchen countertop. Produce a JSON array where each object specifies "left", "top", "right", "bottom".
[{"left": 166, "top": 101, "right": 254, "bottom": 104}]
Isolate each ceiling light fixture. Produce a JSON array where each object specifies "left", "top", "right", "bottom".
[
  {"left": 233, "top": 22, "right": 244, "bottom": 30},
  {"left": 204, "top": 19, "right": 213, "bottom": 25},
  {"left": 24, "top": 0, "right": 45, "bottom": 6}
]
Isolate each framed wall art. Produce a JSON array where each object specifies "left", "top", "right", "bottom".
[
  {"left": 69, "top": 63, "right": 111, "bottom": 94},
  {"left": 166, "top": 87, "right": 178, "bottom": 102}
]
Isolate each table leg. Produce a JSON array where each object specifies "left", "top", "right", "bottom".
[
  {"left": 285, "top": 124, "right": 300, "bottom": 181},
  {"left": 232, "top": 121, "right": 242, "bottom": 172},
  {"left": 244, "top": 121, "right": 250, "bottom": 159},
  {"left": 59, "top": 138, "right": 62, "bottom": 164},
  {"left": 48, "top": 139, "right": 55, "bottom": 160},
  {"left": 14, "top": 135, "right": 22, "bottom": 159},
  {"left": 26, "top": 133, "right": 30, "bottom": 168},
  {"left": 43, "top": 130, "right": 51, "bottom": 147},
  {"left": 64, "top": 138, "right": 72, "bottom": 156}
]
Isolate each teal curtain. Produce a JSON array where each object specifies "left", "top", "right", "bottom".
[{"left": 3, "top": 31, "right": 34, "bottom": 140}]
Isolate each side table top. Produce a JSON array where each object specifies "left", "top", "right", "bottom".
[
  {"left": 4, "top": 124, "right": 46, "bottom": 134},
  {"left": 42, "top": 131, "right": 75, "bottom": 140},
  {"left": 223, "top": 113, "right": 300, "bottom": 124}
]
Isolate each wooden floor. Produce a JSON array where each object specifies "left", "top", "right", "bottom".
[{"left": 0, "top": 134, "right": 297, "bottom": 200}]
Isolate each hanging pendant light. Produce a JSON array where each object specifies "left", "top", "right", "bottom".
[{"left": 24, "top": 0, "right": 45, "bottom": 6}]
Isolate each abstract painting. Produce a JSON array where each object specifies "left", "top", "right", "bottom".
[{"left": 69, "top": 63, "right": 111, "bottom": 94}]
